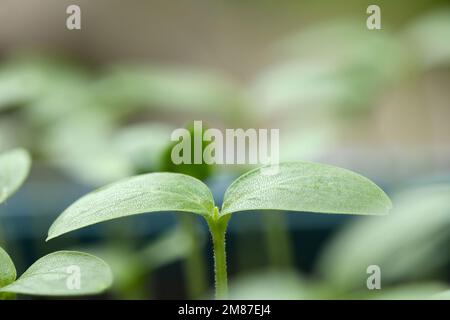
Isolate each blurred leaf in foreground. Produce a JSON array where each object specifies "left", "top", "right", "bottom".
[{"left": 318, "top": 184, "right": 450, "bottom": 291}]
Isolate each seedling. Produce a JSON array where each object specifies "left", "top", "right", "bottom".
[
  {"left": 0, "top": 148, "right": 113, "bottom": 299},
  {"left": 0, "top": 248, "right": 112, "bottom": 299},
  {"left": 47, "top": 161, "right": 392, "bottom": 299}
]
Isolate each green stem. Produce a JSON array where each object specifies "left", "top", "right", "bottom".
[{"left": 206, "top": 208, "right": 231, "bottom": 299}]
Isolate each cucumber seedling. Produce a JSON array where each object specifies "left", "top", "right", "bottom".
[
  {"left": 0, "top": 148, "right": 113, "bottom": 299},
  {"left": 47, "top": 161, "right": 392, "bottom": 299},
  {"left": 0, "top": 248, "right": 113, "bottom": 299}
]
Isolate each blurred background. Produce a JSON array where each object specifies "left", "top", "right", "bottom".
[{"left": 0, "top": 0, "right": 449, "bottom": 299}]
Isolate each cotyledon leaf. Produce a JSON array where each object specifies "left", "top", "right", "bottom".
[
  {"left": 47, "top": 173, "right": 215, "bottom": 240},
  {"left": 0, "top": 246, "right": 16, "bottom": 288},
  {"left": 221, "top": 162, "right": 392, "bottom": 216},
  {"left": 0, "top": 251, "right": 112, "bottom": 296},
  {"left": 0, "top": 148, "right": 31, "bottom": 204}
]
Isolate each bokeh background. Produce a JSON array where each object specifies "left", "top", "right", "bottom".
[{"left": 0, "top": 0, "right": 449, "bottom": 299}]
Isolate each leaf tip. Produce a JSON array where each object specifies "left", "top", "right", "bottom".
[{"left": 45, "top": 230, "right": 58, "bottom": 242}]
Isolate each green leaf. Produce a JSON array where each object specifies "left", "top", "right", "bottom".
[
  {"left": 0, "top": 246, "right": 16, "bottom": 288},
  {"left": 0, "top": 246, "right": 16, "bottom": 299},
  {"left": 317, "top": 184, "right": 450, "bottom": 290},
  {"left": 221, "top": 162, "right": 392, "bottom": 216},
  {"left": 0, "top": 148, "right": 31, "bottom": 204},
  {"left": 47, "top": 173, "right": 215, "bottom": 240},
  {"left": 0, "top": 251, "right": 112, "bottom": 296}
]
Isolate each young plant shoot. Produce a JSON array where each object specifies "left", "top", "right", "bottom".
[
  {"left": 0, "top": 148, "right": 113, "bottom": 299},
  {"left": 0, "top": 249, "right": 113, "bottom": 299},
  {"left": 47, "top": 162, "right": 392, "bottom": 299}
]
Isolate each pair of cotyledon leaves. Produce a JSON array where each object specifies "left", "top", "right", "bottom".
[
  {"left": 0, "top": 149, "right": 112, "bottom": 297},
  {"left": 47, "top": 162, "right": 392, "bottom": 240},
  {"left": 0, "top": 148, "right": 393, "bottom": 296}
]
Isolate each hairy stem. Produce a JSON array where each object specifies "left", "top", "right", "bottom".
[{"left": 206, "top": 208, "right": 231, "bottom": 299}]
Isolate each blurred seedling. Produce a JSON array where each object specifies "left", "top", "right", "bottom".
[{"left": 47, "top": 161, "right": 391, "bottom": 299}]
